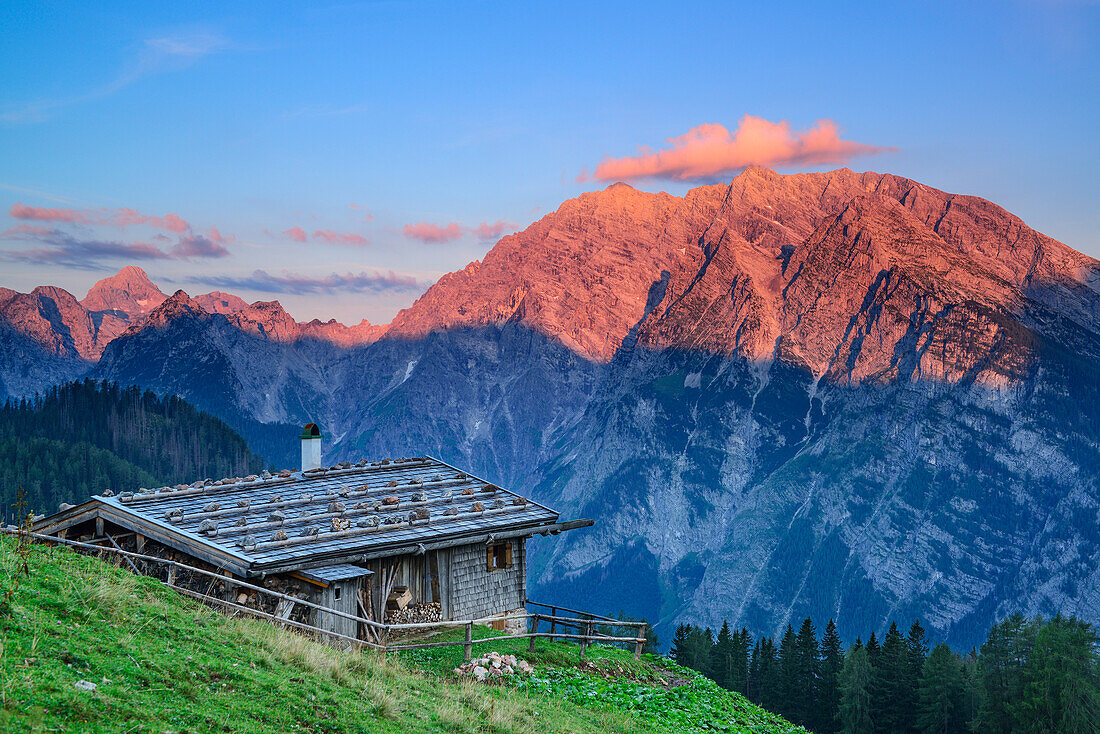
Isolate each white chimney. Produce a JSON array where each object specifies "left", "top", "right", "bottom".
[{"left": 300, "top": 423, "right": 322, "bottom": 471}]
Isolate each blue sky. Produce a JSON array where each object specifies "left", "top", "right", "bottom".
[{"left": 1, "top": 1, "right": 1097, "bottom": 323}]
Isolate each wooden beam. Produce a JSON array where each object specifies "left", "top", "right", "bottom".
[{"left": 290, "top": 571, "right": 328, "bottom": 588}]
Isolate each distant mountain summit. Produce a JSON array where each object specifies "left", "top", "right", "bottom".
[
  {"left": 194, "top": 291, "right": 248, "bottom": 314},
  {"left": 0, "top": 268, "right": 383, "bottom": 401},
  {"left": 81, "top": 265, "right": 168, "bottom": 320}
]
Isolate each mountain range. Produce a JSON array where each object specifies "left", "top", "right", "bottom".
[{"left": 3, "top": 166, "right": 1099, "bottom": 647}]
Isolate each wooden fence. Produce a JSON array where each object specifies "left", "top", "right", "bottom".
[{"left": 3, "top": 528, "right": 648, "bottom": 660}]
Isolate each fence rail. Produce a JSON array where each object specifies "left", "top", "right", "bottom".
[{"left": 2, "top": 527, "right": 647, "bottom": 660}]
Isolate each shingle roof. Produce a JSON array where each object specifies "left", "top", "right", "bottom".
[
  {"left": 297, "top": 564, "right": 372, "bottom": 583},
  {"left": 35, "top": 456, "right": 560, "bottom": 575}
]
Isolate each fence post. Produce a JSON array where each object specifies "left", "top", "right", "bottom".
[
  {"left": 634, "top": 627, "right": 644, "bottom": 661},
  {"left": 549, "top": 607, "right": 557, "bottom": 644},
  {"left": 579, "top": 619, "right": 593, "bottom": 660},
  {"left": 529, "top": 614, "right": 539, "bottom": 653},
  {"left": 464, "top": 621, "right": 473, "bottom": 661}
]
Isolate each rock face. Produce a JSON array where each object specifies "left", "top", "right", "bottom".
[{"left": 6, "top": 167, "right": 1100, "bottom": 647}]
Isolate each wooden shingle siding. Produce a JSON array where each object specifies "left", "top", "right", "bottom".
[{"left": 448, "top": 540, "right": 525, "bottom": 621}]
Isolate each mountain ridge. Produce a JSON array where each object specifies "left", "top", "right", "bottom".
[{"left": 4, "top": 167, "right": 1099, "bottom": 646}]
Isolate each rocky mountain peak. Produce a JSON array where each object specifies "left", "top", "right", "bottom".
[
  {"left": 81, "top": 265, "right": 168, "bottom": 319},
  {"left": 194, "top": 291, "right": 249, "bottom": 315},
  {"left": 130, "top": 289, "right": 209, "bottom": 333},
  {"left": 230, "top": 300, "right": 301, "bottom": 342}
]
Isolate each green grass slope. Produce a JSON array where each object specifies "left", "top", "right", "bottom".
[{"left": 0, "top": 536, "right": 805, "bottom": 734}]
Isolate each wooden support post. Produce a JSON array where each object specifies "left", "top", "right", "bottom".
[
  {"left": 166, "top": 565, "right": 175, "bottom": 587},
  {"left": 529, "top": 614, "right": 539, "bottom": 653},
  {"left": 135, "top": 533, "right": 145, "bottom": 553},
  {"left": 94, "top": 517, "right": 104, "bottom": 537},
  {"left": 549, "top": 606, "right": 557, "bottom": 644},
  {"left": 464, "top": 622, "right": 473, "bottom": 661},
  {"left": 579, "top": 619, "right": 593, "bottom": 660},
  {"left": 223, "top": 570, "right": 235, "bottom": 603},
  {"left": 634, "top": 636, "right": 644, "bottom": 661}
]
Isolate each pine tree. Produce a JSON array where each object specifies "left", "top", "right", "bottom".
[
  {"left": 1013, "top": 615, "right": 1100, "bottom": 733},
  {"left": 866, "top": 632, "right": 881, "bottom": 669},
  {"left": 693, "top": 627, "right": 716, "bottom": 673},
  {"left": 917, "top": 643, "right": 967, "bottom": 734},
  {"left": 792, "top": 617, "right": 820, "bottom": 727},
  {"left": 872, "top": 622, "right": 910, "bottom": 734},
  {"left": 839, "top": 645, "right": 875, "bottom": 734},
  {"left": 905, "top": 621, "right": 929, "bottom": 733},
  {"left": 777, "top": 625, "right": 799, "bottom": 721},
  {"left": 710, "top": 621, "right": 734, "bottom": 689},
  {"left": 974, "top": 613, "right": 1030, "bottom": 733},
  {"left": 748, "top": 638, "right": 764, "bottom": 703},
  {"left": 818, "top": 619, "right": 844, "bottom": 734},
  {"left": 730, "top": 628, "right": 751, "bottom": 695},
  {"left": 752, "top": 636, "right": 781, "bottom": 711},
  {"left": 670, "top": 623, "right": 690, "bottom": 666}
]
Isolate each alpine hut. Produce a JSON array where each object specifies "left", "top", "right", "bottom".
[{"left": 32, "top": 425, "right": 592, "bottom": 639}]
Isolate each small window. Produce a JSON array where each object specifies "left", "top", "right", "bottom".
[
  {"left": 334, "top": 586, "right": 342, "bottom": 601},
  {"left": 486, "top": 543, "right": 513, "bottom": 572}
]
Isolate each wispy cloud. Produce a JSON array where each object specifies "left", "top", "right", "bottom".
[
  {"left": 0, "top": 226, "right": 227, "bottom": 269},
  {"left": 10, "top": 202, "right": 191, "bottom": 232},
  {"left": 277, "top": 226, "right": 368, "bottom": 245},
  {"left": 403, "top": 221, "right": 465, "bottom": 243},
  {"left": 584, "top": 115, "right": 892, "bottom": 183},
  {"left": 348, "top": 203, "right": 374, "bottom": 222},
  {"left": 1, "top": 31, "right": 232, "bottom": 124},
  {"left": 401, "top": 219, "right": 516, "bottom": 243},
  {"left": 313, "top": 229, "right": 369, "bottom": 246},
  {"left": 190, "top": 269, "right": 422, "bottom": 295}
]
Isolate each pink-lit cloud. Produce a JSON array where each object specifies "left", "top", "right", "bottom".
[
  {"left": 109, "top": 208, "right": 190, "bottom": 232},
  {"left": 9, "top": 202, "right": 192, "bottom": 232},
  {"left": 586, "top": 115, "right": 892, "bottom": 182},
  {"left": 403, "top": 221, "right": 464, "bottom": 243},
  {"left": 313, "top": 229, "right": 369, "bottom": 246},
  {"left": 282, "top": 226, "right": 308, "bottom": 243},
  {"left": 206, "top": 226, "right": 235, "bottom": 245},
  {"left": 0, "top": 223, "right": 53, "bottom": 237},
  {"left": 9, "top": 203, "right": 90, "bottom": 223},
  {"left": 472, "top": 220, "right": 516, "bottom": 241}
]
